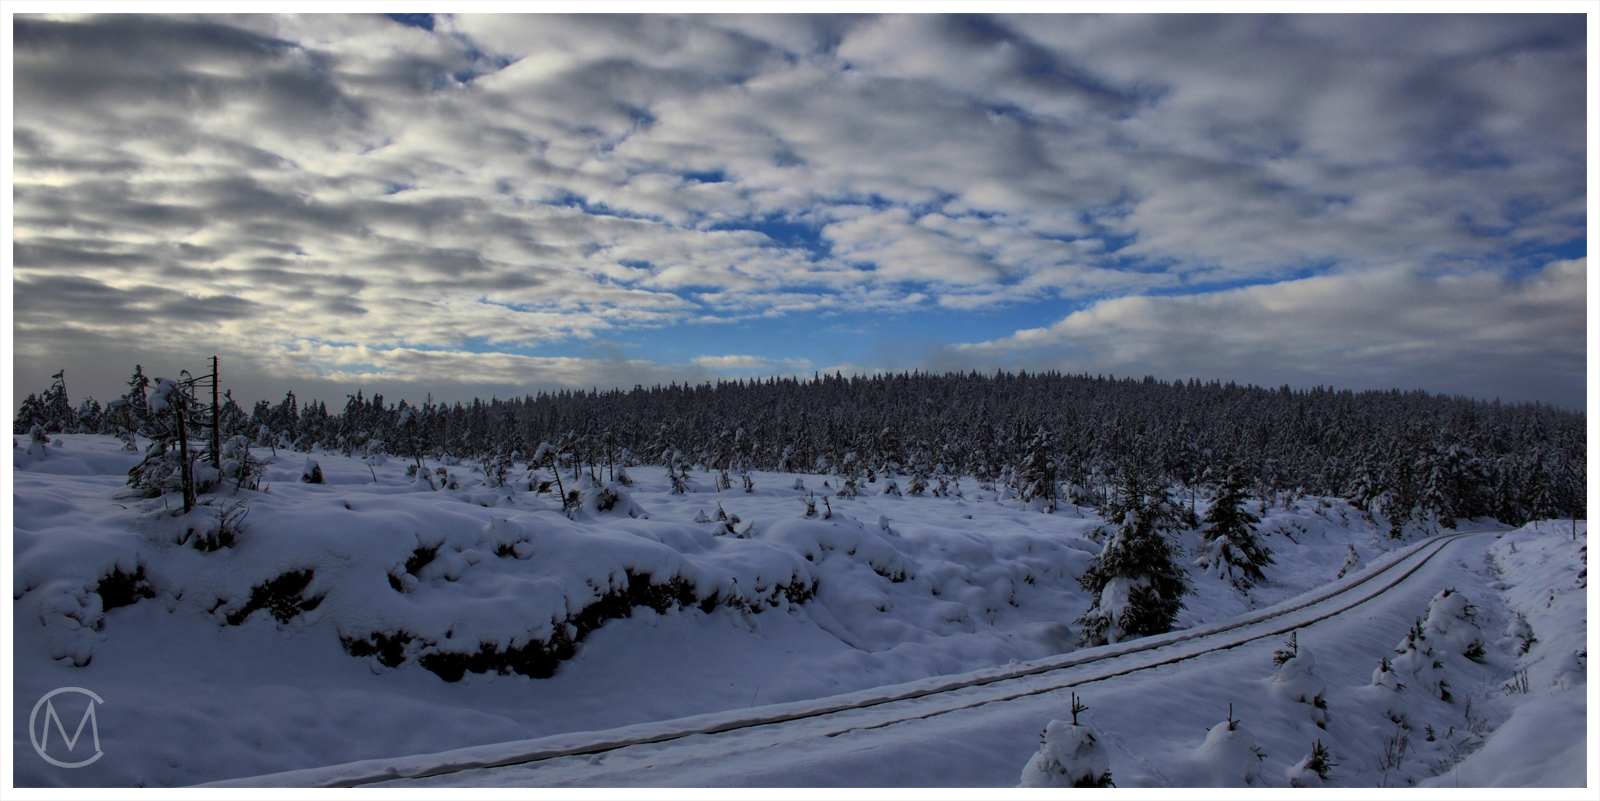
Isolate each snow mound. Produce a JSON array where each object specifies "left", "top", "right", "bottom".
[
  {"left": 1017, "top": 718, "right": 1113, "bottom": 788},
  {"left": 1174, "top": 717, "right": 1268, "bottom": 787},
  {"left": 1269, "top": 646, "right": 1328, "bottom": 728}
]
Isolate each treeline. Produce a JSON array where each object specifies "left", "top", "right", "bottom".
[{"left": 15, "top": 365, "right": 1585, "bottom": 533}]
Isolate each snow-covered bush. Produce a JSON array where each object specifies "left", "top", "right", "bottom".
[
  {"left": 183, "top": 498, "right": 247, "bottom": 552},
  {"left": 219, "top": 435, "right": 266, "bottom": 491},
  {"left": 1017, "top": 694, "right": 1113, "bottom": 787},
  {"left": 906, "top": 469, "right": 928, "bottom": 497},
  {"left": 1421, "top": 587, "right": 1485, "bottom": 662},
  {"left": 1391, "top": 618, "right": 1450, "bottom": 702},
  {"left": 1286, "top": 740, "right": 1335, "bottom": 787},
  {"left": 1181, "top": 708, "right": 1268, "bottom": 786},
  {"left": 301, "top": 457, "right": 323, "bottom": 484},
  {"left": 1497, "top": 613, "right": 1536, "bottom": 656},
  {"left": 1268, "top": 632, "right": 1328, "bottom": 728},
  {"left": 26, "top": 423, "right": 51, "bottom": 458},
  {"left": 580, "top": 483, "right": 648, "bottom": 519},
  {"left": 1336, "top": 543, "right": 1361, "bottom": 579},
  {"left": 127, "top": 438, "right": 186, "bottom": 498},
  {"left": 837, "top": 473, "right": 860, "bottom": 498},
  {"left": 1367, "top": 656, "right": 1410, "bottom": 725}
]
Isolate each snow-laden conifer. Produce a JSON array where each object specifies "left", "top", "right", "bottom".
[
  {"left": 1183, "top": 706, "right": 1268, "bottom": 786},
  {"left": 1016, "top": 425, "right": 1058, "bottom": 512},
  {"left": 1195, "top": 465, "right": 1273, "bottom": 591},
  {"left": 1286, "top": 740, "right": 1335, "bottom": 787},
  {"left": 1268, "top": 632, "right": 1328, "bottom": 728},
  {"left": 1336, "top": 543, "right": 1361, "bottom": 579},
  {"left": 1017, "top": 693, "right": 1113, "bottom": 787},
  {"left": 1076, "top": 465, "right": 1189, "bottom": 646}
]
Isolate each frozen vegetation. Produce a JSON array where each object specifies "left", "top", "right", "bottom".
[
  {"left": 10, "top": 367, "right": 1587, "bottom": 787},
  {"left": 12, "top": 433, "right": 1587, "bottom": 788}
]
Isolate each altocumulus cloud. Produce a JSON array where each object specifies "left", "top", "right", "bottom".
[{"left": 9, "top": 12, "right": 1588, "bottom": 408}]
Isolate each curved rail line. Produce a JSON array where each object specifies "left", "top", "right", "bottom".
[{"left": 217, "top": 528, "right": 1495, "bottom": 787}]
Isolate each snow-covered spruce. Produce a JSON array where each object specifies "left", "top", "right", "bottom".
[
  {"left": 1391, "top": 618, "right": 1450, "bottom": 702},
  {"left": 26, "top": 422, "right": 51, "bottom": 457},
  {"left": 1358, "top": 587, "right": 1488, "bottom": 729},
  {"left": 1498, "top": 613, "right": 1536, "bottom": 657},
  {"left": 1075, "top": 466, "right": 1189, "bottom": 646},
  {"left": 1015, "top": 426, "right": 1058, "bottom": 513},
  {"left": 1017, "top": 694, "right": 1113, "bottom": 787},
  {"left": 1286, "top": 740, "right": 1335, "bottom": 787},
  {"left": 1364, "top": 655, "right": 1411, "bottom": 727},
  {"left": 1335, "top": 543, "right": 1361, "bottom": 579},
  {"left": 1194, "top": 465, "right": 1273, "bottom": 591},
  {"left": 1174, "top": 707, "right": 1268, "bottom": 787},
  {"left": 1266, "top": 632, "right": 1328, "bottom": 729},
  {"left": 1421, "top": 587, "right": 1486, "bottom": 662}
]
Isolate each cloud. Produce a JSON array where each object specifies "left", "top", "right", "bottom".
[
  {"left": 10, "top": 13, "right": 1586, "bottom": 408},
  {"left": 941, "top": 258, "right": 1586, "bottom": 408},
  {"left": 690, "top": 354, "right": 814, "bottom": 372}
]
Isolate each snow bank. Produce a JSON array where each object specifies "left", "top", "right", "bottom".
[
  {"left": 14, "top": 436, "right": 1116, "bottom": 785},
  {"left": 1421, "top": 520, "right": 1588, "bottom": 787}
]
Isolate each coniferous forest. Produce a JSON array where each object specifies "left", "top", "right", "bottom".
[{"left": 14, "top": 366, "right": 1585, "bottom": 535}]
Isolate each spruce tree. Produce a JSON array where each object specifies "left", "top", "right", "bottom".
[
  {"left": 1076, "top": 464, "right": 1190, "bottom": 645},
  {"left": 1017, "top": 425, "right": 1059, "bottom": 512},
  {"left": 39, "top": 370, "right": 72, "bottom": 433},
  {"left": 13, "top": 393, "right": 44, "bottom": 434},
  {"left": 1196, "top": 465, "right": 1273, "bottom": 591}
]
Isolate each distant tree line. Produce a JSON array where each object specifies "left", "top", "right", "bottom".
[{"left": 15, "top": 366, "right": 1585, "bottom": 533}]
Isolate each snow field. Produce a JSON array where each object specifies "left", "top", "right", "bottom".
[
  {"left": 11, "top": 434, "right": 1562, "bottom": 787},
  {"left": 353, "top": 527, "right": 1560, "bottom": 788}
]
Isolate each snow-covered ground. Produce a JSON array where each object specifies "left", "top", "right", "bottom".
[{"left": 9, "top": 435, "right": 1589, "bottom": 788}]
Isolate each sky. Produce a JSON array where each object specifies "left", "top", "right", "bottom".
[{"left": 7, "top": 9, "right": 1593, "bottom": 412}]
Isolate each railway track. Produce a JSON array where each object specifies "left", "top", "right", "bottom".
[{"left": 209, "top": 528, "right": 1496, "bottom": 788}]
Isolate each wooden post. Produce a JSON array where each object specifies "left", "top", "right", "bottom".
[{"left": 211, "top": 355, "right": 221, "bottom": 469}]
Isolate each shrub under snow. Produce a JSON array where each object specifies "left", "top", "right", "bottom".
[{"left": 1018, "top": 718, "right": 1114, "bottom": 788}]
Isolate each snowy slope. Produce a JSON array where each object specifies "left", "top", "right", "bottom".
[
  {"left": 329, "top": 529, "right": 1583, "bottom": 789},
  {"left": 10, "top": 434, "right": 1583, "bottom": 788}
]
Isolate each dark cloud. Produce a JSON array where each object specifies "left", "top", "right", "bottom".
[{"left": 14, "top": 275, "right": 260, "bottom": 327}]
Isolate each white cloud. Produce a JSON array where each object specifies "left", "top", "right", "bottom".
[{"left": 691, "top": 354, "right": 813, "bottom": 373}]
